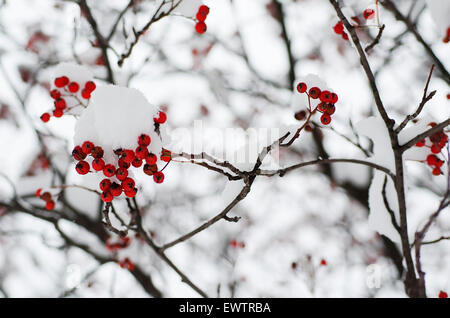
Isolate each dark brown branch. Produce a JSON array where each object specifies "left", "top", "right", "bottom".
[
  {"left": 400, "top": 118, "right": 450, "bottom": 151},
  {"left": 365, "top": 24, "right": 385, "bottom": 53}
]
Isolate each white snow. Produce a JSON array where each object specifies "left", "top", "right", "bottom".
[{"left": 426, "top": 0, "right": 450, "bottom": 36}]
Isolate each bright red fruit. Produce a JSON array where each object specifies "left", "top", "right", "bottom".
[
  {"left": 109, "top": 182, "right": 122, "bottom": 197},
  {"left": 426, "top": 154, "right": 438, "bottom": 166},
  {"left": 122, "top": 177, "right": 135, "bottom": 192},
  {"left": 45, "top": 200, "right": 55, "bottom": 210},
  {"left": 101, "top": 191, "right": 113, "bottom": 203},
  {"left": 72, "top": 146, "right": 86, "bottom": 161},
  {"left": 53, "top": 109, "right": 63, "bottom": 118},
  {"left": 35, "top": 188, "right": 42, "bottom": 197},
  {"left": 124, "top": 188, "right": 138, "bottom": 198},
  {"left": 84, "top": 81, "right": 96, "bottom": 92},
  {"left": 50, "top": 89, "right": 61, "bottom": 100},
  {"left": 40, "top": 113, "right": 50, "bottom": 122},
  {"left": 195, "top": 21, "right": 207, "bottom": 34},
  {"left": 309, "top": 87, "right": 321, "bottom": 99},
  {"left": 154, "top": 111, "right": 167, "bottom": 124},
  {"left": 143, "top": 163, "right": 157, "bottom": 176},
  {"left": 319, "top": 90, "right": 332, "bottom": 103},
  {"left": 54, "top": 98, "right": 66, "bottom": 109},
  {"left": 121, "top": 150, "right": 135, "bottom": 163},
  {"left": 68, "top": 82, "right": 79, "bottom": 93},
  {"left": 320, "top": 113, "right": 331, "bottom": 125},
  {"left": 132, "top": 157, "right": 143, "bottom": 168},
  {"left": 100, "top": 179, "right": 111, "bottom": 192},
  {"left": 431, "top": 144, "right": 441, "bottom": 154},
  {"left": 145, "top": 153, "right": 157, "bottom": 165},
  {"left": 76, "top": 160, "right": 90, "bottom": 175},
  {"left": 91, "top": 146, "right": 104, "bottom": 158},
  {"left": 432, "top": 167, "right": 442, "bottom": 176},
  {"left": 439, "top": 291, "right": 448, "bottom": 298},
  {"left": 82, "top": 141, "right": 95, "bottom": 154},
  {"left": 333, "top": 21, "right": 344, "bottom": 34},
  {"left": 138, "top": 134, "right": 151, "bottom": 146},
  {"left": 54, "top": 76, "right": 69, "bottom": 88},
  {"left": 153, "top": 171, "right": 164, "bottom": 184},
  {"left": 103, "top": 164, "right": 116, "bottom": 177},
  {"left": 297, "top": 82, "right": 307, "bottom": 93},
  {"left": 116, "top": 167, "right": 128, "bottom": 181},
  {"left": 198, "top": 5, "right": 210, "bottom": 16},
  {"left": 81, "top": 89, "right": 91, "bottom": 99},
  {"left": 415, "top": 140, "right": 425, "bottom": 147},
  {"left": 135, "top": 146, "right": 149, "bottom": 160},
  {"left": 92, "top": 158, "right": 105, "bottom": 171}
]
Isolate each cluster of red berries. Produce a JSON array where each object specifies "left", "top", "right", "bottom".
[
  {"left": 439, "top": 291, "right": 448, "bottom": 298},
  {"left": 363, "top": 9, "right": 375, "bottom": 20},
  {"left": 443, "top": 27, "right": 450, "bottom": 44},
  {"left": 35, "top": 188, "right": 55, "bottom": 210},
  {"left": 195, "top": 5, "right": 210, "bottom": 34},
  {"left": 295, "top": 82, "right": 338, "bottom": 125},
  {"left": 73, "top": 114, "right": 170, "bottom": 203},
  {"left": 106, "top": 236, "right": 131, "bottom": 252},
  {"left": 119, "top": 257, "right": 135, "bottom": 271},
  {"left": 333, "top": 21, "right": 349, "bottom": 41},
  {"left": 416, "top": 122, "right": 448, "bottom": 176},
  {"left": 40, "top": 75, "right": 96, "bottom": 123}
]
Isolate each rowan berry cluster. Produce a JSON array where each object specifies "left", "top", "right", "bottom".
[
  {"left": 40, "top": 75, "right": 96, "bottom": 123},
  {"left": 35, "top": 188, "right": 55, "bottom": 210},
  {"left": 295, "top": 82, "right": 338, "bottom": 125},
  {"left": 72, "top": 111, "right": 170, "bottom": 203},
  {"left": 416, "top": 122, "right": 448, "bottom": 176},
  {"left": 195, "top": 5, "right": 210, "bottom": 34},
  {"left": 119, "top": 257, "right": 135, "bottom": 271}
]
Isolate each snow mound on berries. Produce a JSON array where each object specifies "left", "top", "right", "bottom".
[
  {"left": 355, "top": 117, "right": 400, "bottom": 242},
  {"left": 291, "top": 74, "right": 330, "bottom": 112},
  {"left": 74, "top": 85, "right": 164, "bottom": 161}
]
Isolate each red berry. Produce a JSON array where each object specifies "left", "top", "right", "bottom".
[
  {"left": 145, "top": 153, "right": 157, "bottom": 165},
  {"left": 431, "top": 144, "right": 441, "bottom": 154},
  {"left": 124, "top": 188, "right": 138, "bottom": 198},
  {"left": 72, "top": 146, "right": 86, "bottom": 161},
  {"left": 324, "top": 104, "right": 336, "bottom": 115},
  {"left": 320, "top": 113, "right": 331, "bottom": 125},
  {"left": 54, "top": 98, "right": 66, "bottom": 109},
  {"left": 154, "top": 111, "right": 167, "bottom": 124},
  {"left": 68, "top": 82, "right": 79, "bottom": 93},
  {"left": 116, "top": 167, "right": 129, "bottom": 181},
  {"left": 101, "top": 191, "right": 113, "bottom": 203},
  {"left": 297, "top": 82, "right": 307, "bottom": 93},
  {"left": 81, "top": 89, "right": 91, "bottom": 99},
  {"left": 75, "top": 160, "right": 90, "bottom": 175},
  {"left": 50, "top": 89, "right": 61, "bottom": 100},
  {"left": 333, "top": 21, "right": 344, "bottom": 34},
  {"left": 330, "top": 92, "right": 338, "bottom": 104},
  {"left": 320, "top": 259, "right": 327, "bottom": 266},
  {"left": 196, "top": 11, "right": 207, "bottom": 22},
  {"left": 363, "top": 9, "right": 375, "bottom": 20},
  {"left": 153, "top": 171, "right": 164, "bottom": 184},
  {"left": 53, "top": 109, "right": 63, "bottom": 118},
  {"left": 342, "top": 32, "right": 349, "bottom": 40},
  {"left": 319, "top": 90, "right": 332, "bottom": 103},
  {"left": 135, "top": 146, "right": 149, "bottom": 160},
  {"left": 100, "top": 179, "right": 111, "bottom": 192},
  {"left": 109, "top": 182, "right": 122, "bottom": 197},
  {"left": 317, "top": 102, "right": 327, "bottom": 112},
  {"left": 103, "top": 164, "right": 116, "bottom": 177},
  {"left": 84, "top": 81, "right": 96, "bottom": 92},
  {"left": 309, "top": 87, "right": 321, "bottom": 99},
  {"left": 198, "top": 5, "right": 210, "bottom": 16},
  {"left": 122, "top": 177, "right": 135, "bottom": 192},
  {"left": 35, "top": 188, "right": 42, "bottom": 197},
  {"left": 436, "top": 159, "right": 444, "bottom": 168},
  {"left": 439, "top": 291, "right": 448, "bottom": 298},
  {"left": 92, "top": 158, "right": 105, "bottom": 171},
  {"left": 415, "top": 140, "right": 425, "bottom": 147},
  {"left": 40, "top": 192, "right": 52, "bottom": 202},
  {"left": 432, "top": 167, "right": 442, "bottom": 176},
  {"left": 91, "top": 146, "right": 104, "bottom": 158},
  {"left": 54, "top": 76, "right": 69, "bottom": 88},
  {"left": 195, "top": 21, "right": 207, "bottom": 34},
  {"left": 82, "top": 141, "right": 95, "bottom": 154},
  {"left": 132, "top": 157, "right": 143, "bottom": 168},
  {"left": 427, "top": 154, "right": 438, "bottom": 166},
  {"left": 45, "top": 200, "right": 55, "bottom": 210},
  {"left": 161, "top": 149, "right": 172, "bottom": 162},
  {"left": 143, "top": 163, "right": 157, "bottom": 176},
  {"left": 138, "top": 134, "right": 151, "bottom": 146},
  {"left": 121, "top": 149, "right": 135, "bottom": 164},
  {"left": 40, "top": 113, "right": 50, "bottom": 123},
  {"left": 118, "top": 158, "right": 130, "bottom": 169}
]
